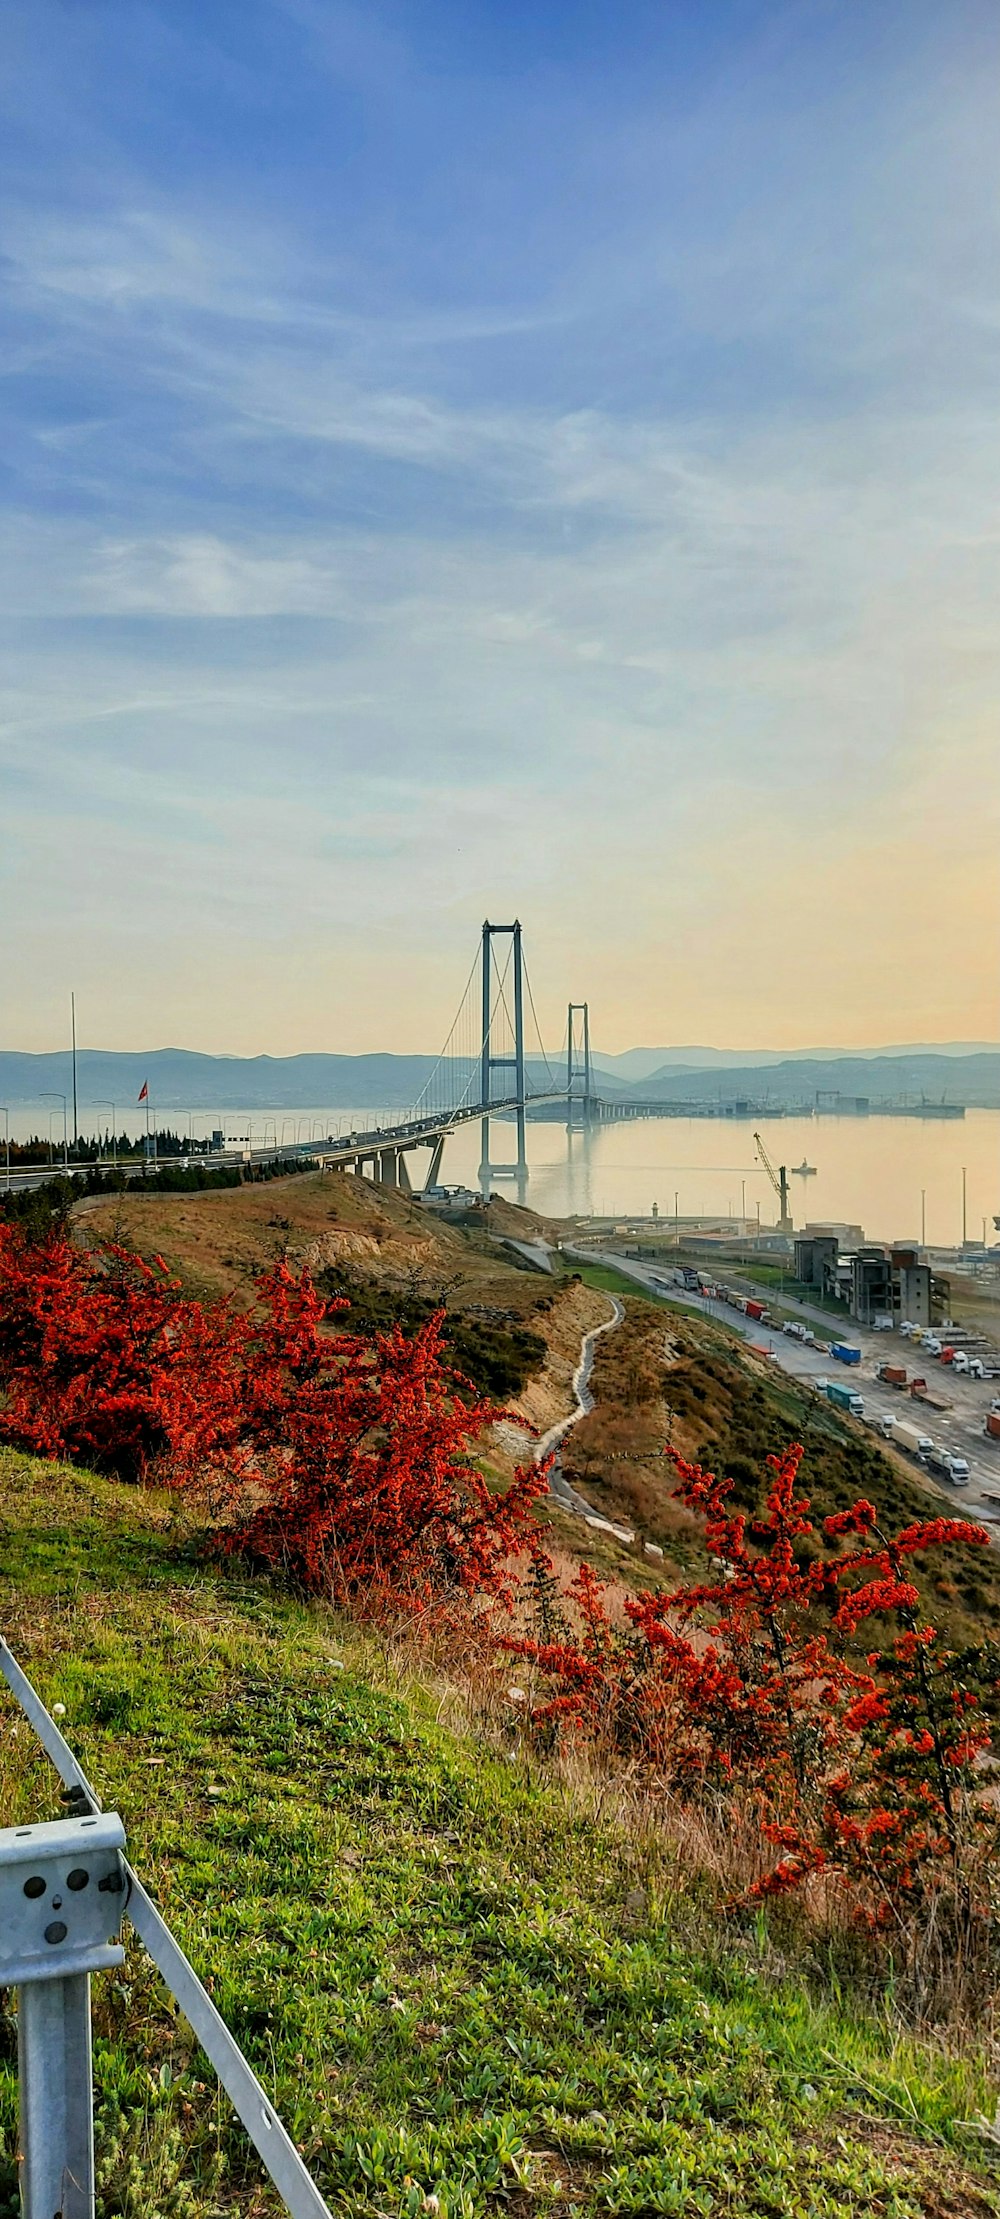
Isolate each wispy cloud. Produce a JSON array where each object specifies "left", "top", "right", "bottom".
[{"left": 1, "top": 0, "right": 999, "bottom": 1049}]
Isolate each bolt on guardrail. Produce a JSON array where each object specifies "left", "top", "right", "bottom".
[{"left": 0, "top": 1636, "right": 334, "bottom": 2219}]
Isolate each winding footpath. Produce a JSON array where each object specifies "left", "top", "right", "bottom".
[{"left": 533, "top": 1296, "right": 631, "bottom": 1532}]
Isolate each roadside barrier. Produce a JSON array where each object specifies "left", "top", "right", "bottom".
[{"left": 0, "top": 1635, "right": 334, "bottom": 2219}]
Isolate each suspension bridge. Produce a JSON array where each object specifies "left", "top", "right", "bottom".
[
  {"left": 298, "top": 919, "right": 594, "bottom": 1200},
  {"left": 0, "top": 922, "right": 599, "bottom": 1202}
]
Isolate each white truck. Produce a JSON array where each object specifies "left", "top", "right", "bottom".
[
  {"left": 891, "top": 1421, "right": 935, "bottom": 1460},
  {"left": 925, "top": 1445, "right": 971, "bottom": 1487}
]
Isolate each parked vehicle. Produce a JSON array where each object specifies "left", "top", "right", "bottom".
[
  {"left": 951, "top": 1351, "right": 970, "bottom": 1374},
  {"left": 876, "top": 1363, "right": 907, "bottom": 1385},
  {"left": 871, "top": 1316, "right": 894, "bottom": 1332},
  {"left": 985, "top": 1412, "right": 1000, "bottom": 1442},
  {"left": 826, "top": 1381, "right": 865, "bottom": 1418},
  {"left": 940, "top": 1347, "right": 956, "bottom": 1365},
  {"left": 926, "top": 1445, "right": 970, "bottom": 1487},
  {"left": 831, "top": 1342, "right": 862, "bottom": 1365},
  {"left": 923, "top": 1337, "right": 943, "bottom": 1358},
  {"left": 892, "top": 1421, "right": 935, "bottom": 1459},
  {"left": 968, "top": 1358, "right": 985, "bottom": 1380},
  {"left": 744, "top": 1299, "right": 766, "bottom": 1321}
]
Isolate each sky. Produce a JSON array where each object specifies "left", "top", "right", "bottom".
[{"left": 2, "top": 0, "right": 999, "bottom": 1057}]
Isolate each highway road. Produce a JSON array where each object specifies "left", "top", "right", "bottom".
[{"left": 563, "top": 1245, "right": 1000, "bottom": 1526}]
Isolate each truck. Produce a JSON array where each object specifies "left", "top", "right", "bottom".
[
  {"left": 831, "top": 1342, "right": 862, "bottom": 1365},
  {"left": 985, "top": 1412, "right": 1000, "bottom": 1442},
  {"left": 925, "top": 1445, "right": 970, "bottom": 1486},
  {"left": 892, "top": 1421, "right": 935, "bottom": 1459},
  {"left": 744, "top": 1298, "right": 765, "bottom": 1321},
  {"left": 826, "top": 1381, "right": 865, "bottom": 1418},
  {"left": 876, "top": 1363, "right": 907, "bottom": 1386}
]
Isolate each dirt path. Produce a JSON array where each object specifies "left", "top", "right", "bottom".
[{"left": 535, "top": 1297, "right": 626, "bottom": 1523}]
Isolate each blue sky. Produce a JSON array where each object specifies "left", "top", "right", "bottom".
[{"left": 2, "top": 0, "right": 999, "bottom": 1053}]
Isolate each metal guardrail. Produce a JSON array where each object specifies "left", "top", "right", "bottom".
[{"left": 0, "top": 1636, "right": 334, "bottom": 2219}]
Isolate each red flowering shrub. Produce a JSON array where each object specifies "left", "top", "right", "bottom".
[
  {"left": 0, "top": 1224, "right": 548, "bottom": 1600},
  {"left": 0, "top": 1225, "right": 251, "bottom": 1480},
  {"left": 505, "top": 1444, "right": 999, "bottom": 1923}
]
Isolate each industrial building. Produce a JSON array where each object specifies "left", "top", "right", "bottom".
[{"left": 794, "top": 1235, "right": 949, "bottom": 1327}]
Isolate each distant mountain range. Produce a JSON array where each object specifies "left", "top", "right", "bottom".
[
  {"left": 2, "top": 1046, "right": 1000, "bottom": 1116},
  {"left": 591, "top": 1043, "right": 1000, "bottom": 1079}
]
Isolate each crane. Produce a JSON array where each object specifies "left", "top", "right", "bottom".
[{"left": 753, "top": 1130, "right": 792, "bottom": 1235}]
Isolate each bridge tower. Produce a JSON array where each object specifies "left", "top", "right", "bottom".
[
  {"left": 566, "top": 1002, "right": 594, "bottom": 1131},
  {"left": 478, "top": 920, "right": 527, "bottom": 1201}
]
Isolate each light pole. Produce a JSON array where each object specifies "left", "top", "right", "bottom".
[
  {"left": 920, "top": 1189, "right": 926, "bottom": 1247},
  {"left": 90, "top": 1102, "right": 118, "bottom": 1170},
  {"left": 0, "top": 1105, "right": 9, "bottom": 1191},
  {"left": 962, "top": 1165, "right": 968, "bottom": 1248},
  {"left": 741, "top": 1178, "right": 746, "bottom": 1233},
  {"left": 41, "top": 1092, "right": 68, "bottom": 1171},
  {"left": 674, "top": 1190, "right": 679, "bottom": 1245}
]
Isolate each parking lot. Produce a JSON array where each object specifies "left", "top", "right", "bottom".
[{"left": 566, "top": 1245, "right": 1000, "bottom": 1524}]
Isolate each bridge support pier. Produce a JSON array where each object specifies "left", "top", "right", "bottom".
[
  {"left": 479, "top": 919, "right": 527, "bottom": 1201},
  {"left": 567, "top": 1002, "right": 594, "bottom": 1131},
  {"left": 423, "top": 1136, "right": 445, "bottom": 1193}
]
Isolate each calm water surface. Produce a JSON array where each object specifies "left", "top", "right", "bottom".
[
  {"left": 441, "top": 1109, "right": 1000, "bottom": 1248},
  {"left": 10, "top": 1101, "right": 999, "bottom": 1248}
]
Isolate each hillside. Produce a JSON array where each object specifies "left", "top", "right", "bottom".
[
  {"left": 65, "top": 1173, "right": 1000, "bottom": 1642},
  {"left": 0, "top": 1449, "right": 996, "bottom": 2219}
]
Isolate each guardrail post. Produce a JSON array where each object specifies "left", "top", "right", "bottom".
[
  {"left": 0, "top": 1809, "right": 127, "bottom": 2219},
  {"left": 19, "top": 1974, "right": 95, "bottom": 2219}
]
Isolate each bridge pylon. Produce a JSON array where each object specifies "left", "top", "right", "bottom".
[
  {"left": 566, "top": 1002, "right": 594, "bottom": 1132},
  {"left": 478, "top": 920, "right": 527, "bottom": 1201}
]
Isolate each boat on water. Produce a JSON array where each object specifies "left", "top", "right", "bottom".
[{"left": 792, "top": 1160, "right": 817, "bottom": 1176}]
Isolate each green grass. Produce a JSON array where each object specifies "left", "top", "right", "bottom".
[
  {"left": 0, "top": 1450, "right": 997, "bottom": 2219},
  {"left": 568, "top": 1260, "right": 704, "bottom": 1321}
]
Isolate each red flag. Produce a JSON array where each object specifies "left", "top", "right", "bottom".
[{"left": 138, "top": 1082, "right": 148, "bottom": 1103}]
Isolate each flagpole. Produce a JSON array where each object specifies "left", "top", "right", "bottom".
[{"left": 71, "top": 991, "right": 78, "bottom": 1150}]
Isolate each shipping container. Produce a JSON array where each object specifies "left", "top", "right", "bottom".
[
  {"left": 745, "top": 1299, "right": 765, "bottom": 1320},
  {"left": 831, "top": 1342, "right": 862, "bottom": 1365},
  {"left": 876, "top": 1364, "right": 907, "bottom": 1385},
  {"left": 986, "top": 1412, "right": 1000, "bottom": 1442}
]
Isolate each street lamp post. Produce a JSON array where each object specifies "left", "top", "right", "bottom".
[
  {"left": 921, "top": 1189, "right": 926, "bottom": 1247},
  {"left": 962, "top": 1165, "right": 968, "bottom": 1247},
  {"left": 90, "top": 1102, "right": 118, "bottom": 1170},
  {"left": 41, "top": 1092, "right": 68, "bottom": 1171},
  {"left": 0, "top": 1106, "right": 9, "bottom": 1191}
]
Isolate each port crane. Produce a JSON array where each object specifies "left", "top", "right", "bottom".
[{"left": 753, "top": 1130, "right": 793, "bottom": 1234}]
